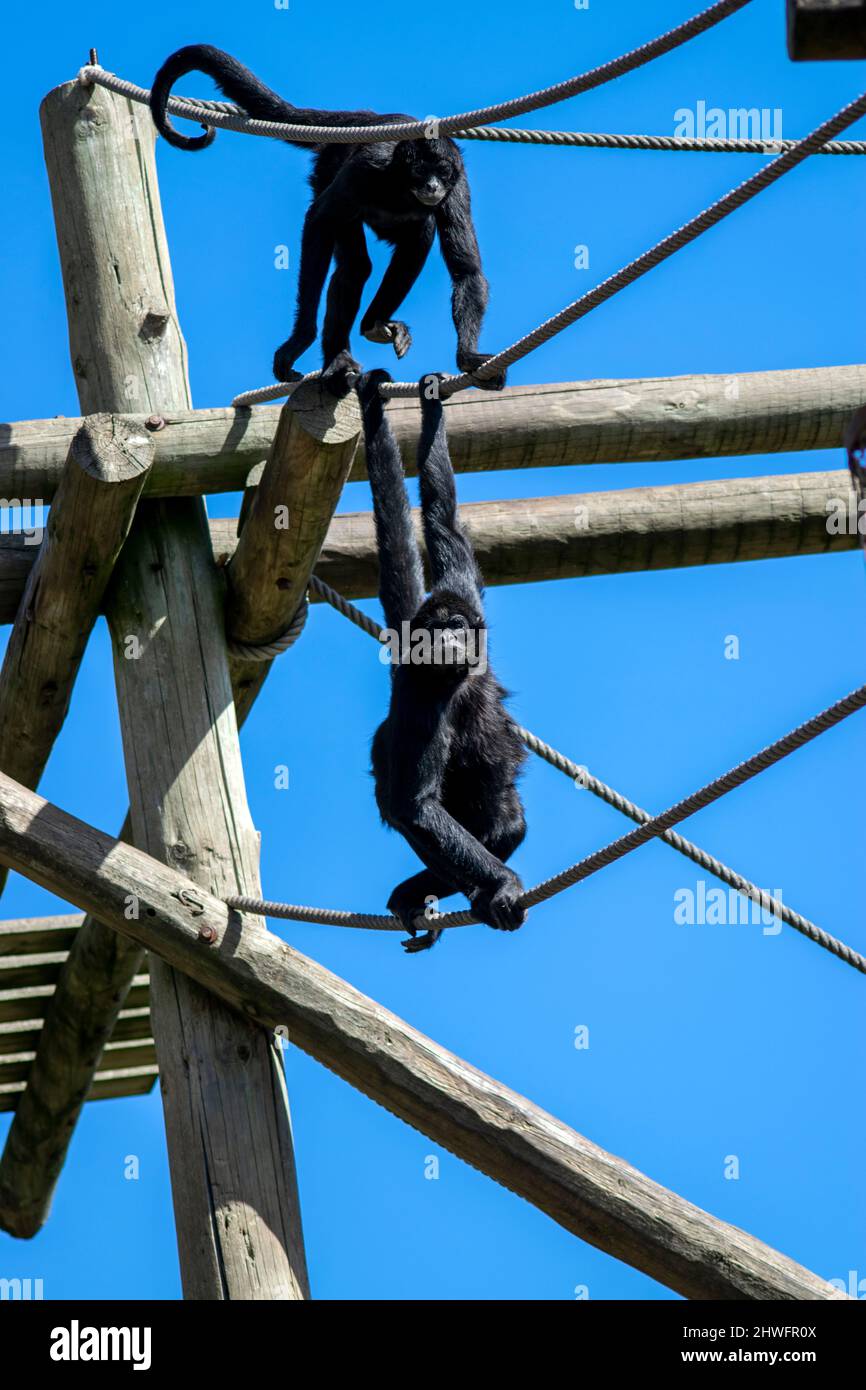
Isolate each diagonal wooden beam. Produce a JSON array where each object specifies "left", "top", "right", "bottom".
[
  {"left": 0, "top": 770, "right": 847, "bottom": 1300},
  {"left": 0, "top": 416, "right": 153, "bottom": 899},
  {"left": 1, "top": 364, "right": 863, "bottom": 502},
  {"left": 225, "top": 378, "right": 361, "bottom": 721}
]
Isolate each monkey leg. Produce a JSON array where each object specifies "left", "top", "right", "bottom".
[
  {"left": 321, "top": 225, "right": 372, "bottom": 370},
  {"left": 272, "top": 178, "right": 360, "bottom": 381}
]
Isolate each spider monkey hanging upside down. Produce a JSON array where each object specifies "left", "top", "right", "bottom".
[
  {"left": 359, "top": 369, "right": 526, "bottom": 952},
  {"left": 150, "top": 46, "right": 506, "bottom": 393}
]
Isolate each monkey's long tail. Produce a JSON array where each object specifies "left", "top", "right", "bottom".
[{"left": 150, "top": 44, "right": 396, "bottom": 151}]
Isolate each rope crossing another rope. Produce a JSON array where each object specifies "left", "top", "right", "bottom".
[{"left": 223, "top": 576, "right": 866, "bottom": 976}]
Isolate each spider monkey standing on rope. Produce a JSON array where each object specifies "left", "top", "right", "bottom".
[
  {"left": 359, "top": 369, "right": 526, "bottom": 952},
  {"left": 150, "top": 46, "right": 505, "bottom": 394}
]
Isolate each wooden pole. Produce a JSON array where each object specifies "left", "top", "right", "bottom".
[
  {"left": 2, "top": 363, "right": 863, "bottom": 501},
  {"left": 38, "top": 75, "right": 309, "bottom": 1299},
  {"left": 0, "top": 416, "right": 153, "bottom": 898},
  {"left": 0, "top": 771, "right": 847, "bottom": 1301}
]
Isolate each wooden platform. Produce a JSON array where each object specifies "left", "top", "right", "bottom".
[{"left": 0, "top": 916, "right": 156, "bottom": 1112}]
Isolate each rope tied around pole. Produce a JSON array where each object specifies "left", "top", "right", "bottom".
[
  {"left": 224, "top": 578, "right": 866, "bottom": 976},
  {"left": 226, "top": 596, "right": 309, "bottom": 661}
]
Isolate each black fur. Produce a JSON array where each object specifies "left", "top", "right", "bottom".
[
  {"left": 360, "top": 370, "right": 526, "bottom": 953},
  {"left": 150, "top": 46, "right": 504, "bottom": 392}
]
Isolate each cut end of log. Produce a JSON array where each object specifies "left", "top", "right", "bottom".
[
  {"left": 73, "top": 415, "right": 155, "bottom": 484},
  {"left": 287, "top": 377, "right": 362, "bottom": 446}
]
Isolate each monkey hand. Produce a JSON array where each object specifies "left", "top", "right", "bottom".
[
  {"left": 457, "top": 349, "right": 506, "bottom": 392},
  {"left": 362, "top": 320, "right": 412, "bottom": 359},
  {"left": 471, "top": 873, "right": 526, "bottom": 933}
]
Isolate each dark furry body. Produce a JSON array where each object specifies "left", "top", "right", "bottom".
[
  {"left": 360, "top": 370, "right": 526, "bottom": 951},
  {"left": 150, "top": 47, "right": 503, "bottom": 390}
]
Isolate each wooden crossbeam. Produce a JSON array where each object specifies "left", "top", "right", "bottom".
[
  {"left": 262, "top": 467, "right": 857, "bottom": 599},
  {"left": 0, "top": 469, "right": 856, "bottom": 628},
  {"left": 1, "top": 363, "right": 863, "bottom": 502},
  {"left": 0, "top": 417, "right": 153, "bottom": 899},
  {"left": 0, "top": 771, "right": 847, "bottom": 1300},
  {"left": 36, "top": 74, "right": 309, "bottom": 1300}
]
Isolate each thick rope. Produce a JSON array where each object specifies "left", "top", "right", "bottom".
[
  {"left": 79, "top": 0, "right": 752, "bottom": 146},
  {"left": 457, "top": 127, "right": 866, "bottom": 155},
  {"left": 226, "top": 595, "right": 309, "bottom": 661},
  {"left": 514, "top": 728, "right": 858, "bottom": 967},
  {"left": 231, "top": 86, "right": 866, "bottom": 408},
  {"left": 226, "top": 579, "right": 866, "bottom": 974},
  {"left": 77, "top": 66, "right": 866, "bottom": 155}
]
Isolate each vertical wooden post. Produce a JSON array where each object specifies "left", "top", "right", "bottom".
[{"left": 40, "top": 76, "right": 309, "bottom": 1298}]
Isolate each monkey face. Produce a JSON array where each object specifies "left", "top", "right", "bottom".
[
  {"left": 410, "top": 594, "right": 488, "bottom": 676},
  {"left": 391, "top": 137, "right": 461, "bottom": 208}
]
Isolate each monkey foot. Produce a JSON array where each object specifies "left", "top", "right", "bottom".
[
  {"left": 272, "top": 353, "right": 303, "bottom": 383},
  {"left": 401, "top": 926, "right": 443, "bottom": 953},
  {"left": 457, "top": 350, "right": 507, "bottom": 392},
  {"left": 321, "top": 351, "right": 362, "bottom": 397}
]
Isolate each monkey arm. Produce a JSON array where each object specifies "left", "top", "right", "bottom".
[
  {"left": 435, "top": 176, "right": 489, "bottom": 365},
  {"left": 399, "top": 800, "right": 518, "bottom": 900},
  {"left": 360, "top": 222, "right": 436, "bottom": 348},
  {"left": 416, "top": 389, "right": 483, "bottom": 606},
  {"left": 357, "top": 370, "right": 425, "bottom": 631}
]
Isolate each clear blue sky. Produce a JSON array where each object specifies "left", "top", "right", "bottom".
[{"left": 1, "top": 0, "right": 864, "bottom": 1301}]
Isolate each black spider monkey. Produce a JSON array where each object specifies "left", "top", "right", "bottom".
[
  {"left": 150, "top": 46, "right": 505, "bottom": 393},
  {"left": 359, "top": 369, "right": 526, "bottom": 953}
]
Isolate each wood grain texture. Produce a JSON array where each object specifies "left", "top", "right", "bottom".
[
  {"left": 225, "top": 378, "right": 360, "bottom": 712},
  {"left": 272, "top": 467, "right": 859, "bottom": 598},
  {"left": 0, "top": 770, "right": 848, "bottom": 1301},
  {"left": 0, "top": 468, "right": 857, "bottom": 626},
  {"left": 227, "top": 381, "right": 360, "bottom": 644},
  {"left": 1, "top": 364, "right": 863, "bottom": 500},
  {"left": 24, "top": 76, "right": 310, "bottom": 1298},
  {"left": 0, "top": 915, "right": 84, "bottom": 957},
  {"left": 0, "top": 416, "right": 152, "bottom": 898},
  {"left": 0, "top": 904, "right": 150, "bottom": 1231}
]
